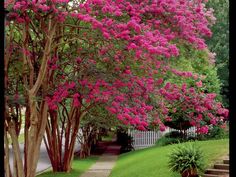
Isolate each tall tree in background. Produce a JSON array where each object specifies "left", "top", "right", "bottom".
[{"left": 206, "top": 0, "right": 229, "bottom": 107}]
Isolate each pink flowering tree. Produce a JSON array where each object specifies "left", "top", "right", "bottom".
[
  {"left": 4, "top": 0, "right": 225, "bottom": 176},
  {"left": 147, "top": 43, "right": 227, "bottom": 135},
  {"left": 157, "top": 83, "right": 228, "bottom": 134}
]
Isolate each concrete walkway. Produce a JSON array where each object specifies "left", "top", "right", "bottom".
[{"left": 79, "top": 142, "right": 121, "bottom": 177}]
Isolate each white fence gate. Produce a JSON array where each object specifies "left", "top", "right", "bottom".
[{"left": 128, "top": 127, "right": 197, "bottom": 150}]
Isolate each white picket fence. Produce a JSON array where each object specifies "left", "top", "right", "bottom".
[
  {"left": 168, "top": 127, "right": 197, "bottom": 137},
  {"left": 128, "top": 126, "right": 197, "bottom": 150},
  {"left": 128, "top": 130, "right": 163, "bottom": 149}
]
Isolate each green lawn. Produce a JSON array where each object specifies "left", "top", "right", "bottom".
[
  {"left": 109, "top": 139, "right": 229, "bottom": 177},
  {"left": 37, "top": 156, "right": 98, "bottom": 177}
]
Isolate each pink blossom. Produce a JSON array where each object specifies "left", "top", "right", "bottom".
[
  {"left": 76, "top": 57, "right": 82, "bottom": 63},
  {"left": 197, "top": 114, "right": 203, "bottom": 120},
  {"left": 196, "top": 80, "right": 202, "bottom": 88},
  {"left": 189, "top": 87, "right": 195, "bottom": 93},
  {"left": 38, "top": 4, "right": 50, "bottom": 12},
  {"left": 141, "top": 121, "right": 148, "bottom": 127},
  {"left": 159, "top": 124, "right": 166, "bottom": 132},
  {"left": 107, "top": 107, "right": 117, "bottom": 114},
  {"left": 210, "top": 118, "right": 217, "bottom": 125},
  {"left": 115, "top": 95, "right": 125, "bottom": 102},
  {"left": 145, "top": 105, "right": 153, "bottom": 111},
  {"left": 165, "top": 117, "right": 172, "bottom": 122},
  {"left": 124, "top": 69, "right": 131, "bottom": 74},
  {"left": 197, "top": 126, "right": 209, "bottom": 134},
  {"left": 68, "top": 82, "right": 76, "bottom": 89},
  {"left": 103, "top": 32, "right": 111, "bottom": 39},
  {"left": 127, "top": 43, "right": 137, "bottom": 50},
  {"left": 51, "top": 64, "right": 58, "bottom": 70},
  {"left": 190, "top": 121, "right": 196, "bottom": 126},
  {"left": 13, "top": 2, "right": 21, "bottom": 10},
  {"left": 157, "top": 78, "right": 163, "bottom": 85},
  {"left": 61, "top": 90, "right": 68, "bottom": 98},
  {"left": 137, "top": 125, "right": 146, "bottom": 131},
  {"left": 73, "top": 97, "right": 80, "bottom": 107}
]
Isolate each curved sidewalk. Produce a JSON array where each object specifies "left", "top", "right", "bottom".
[{"left": 79, "top": 142, "right": 121, "bottom": 177}]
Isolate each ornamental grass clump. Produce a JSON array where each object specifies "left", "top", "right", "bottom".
[{"left": 168, "top": 143, "right": 206, "bottom": 177}]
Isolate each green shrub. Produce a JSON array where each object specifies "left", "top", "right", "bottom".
[
  {"left": 164, "top": 131, "right": 185, "bottom": 138},
  {"left": 206, "top": 126, "right": 229, "bottom": 139},
  {"left": 195, "top": 125, "right": 229, "bottom": 141},
  {"left": 168, "top": 143, "right": 206, "bottom": 177},
  {"left": 117, "top": 130, "right": 134, "bottom": 153},
  {"left": 156, "top": 136, "right": 183, "bottom": 147},
  {"left": 187, "top": 136, "right": 198, "bottom": 141},
  {"left": 120, "top": 135, "right": 134, "bottom": 153},
  {"left": 156, "top": 131, "right": 191, "bottom": 147}
]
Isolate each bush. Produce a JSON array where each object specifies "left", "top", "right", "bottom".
[
  {"left": 120, "top": 134, "right": 134, "bottom": 153},
  {"left": 156, "top": 137, "right": 183, "bottom": 147},
  {"left": 168, "top": 143, "right": 206, "bottom": 177},
  {"left": 156, "top": 131, "right": 194, "bottom": 147},
  {"left": 187, "top": 136, "right": 198, "bottom": 141},
  {"left": 205, "top": 126, "right": 229, "bottom": 140},
  {"left": 164, "top": 131, "right": 185, "bottom": 138},
  {"left": 116, "top": 130, "right": 134, "bottom": 153}
]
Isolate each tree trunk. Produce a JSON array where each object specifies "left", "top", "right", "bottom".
[
  {"left": 26, "top": 99, "right": 48, "bottom": 177},
  {"left": 24, "top": 17, "right": 57, "bottom": 177},
  {"left": 79, "top": 126, "right": 97, "bottom": 159},
  {"left": 8, "top": 121, "right": 25, "bottom": 177},
  {"left": 44, "top": 105, "right": 86, "bottom": 172},
  {"left": 24, "top": 105, "right": 30, "bottom": 176},
  {"left": 4, "top": 126, "right": 12, "bottom": 177},
  {"left": 80, "top": 138, "right": 92, "bottom": 159},
  {"left": 62, "top": 110, "right": 80, "bottom": 172}
]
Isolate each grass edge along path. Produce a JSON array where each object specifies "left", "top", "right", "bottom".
[
  {"left": 37, "top": 156, "right": 99, "bottom": 177},
  {"left": 109, "top": 139, "right": 229, "bottom": 177}
]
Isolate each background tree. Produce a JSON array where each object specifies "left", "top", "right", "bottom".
[
  {"left": 205, "top": 0, "right": 229, "bottom": 107},
  {"left": 143, "top": 43, "right": 226, "bottom": 133},
  {"left": 166, "top": 43, "right": 222, "bottom": 98}
]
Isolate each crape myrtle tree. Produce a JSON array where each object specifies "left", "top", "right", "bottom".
[
  {"left": 149, "top": 43, "right": 226, "bottom": 135},
  {"left": 4, "top": 0, "right": 228, "bottom": 176}
]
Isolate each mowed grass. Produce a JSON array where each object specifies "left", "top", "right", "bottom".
[
  {"left": 37, "top": 156, "right": 98, "bottom": 177},
  {"left": 109, "top": 139, "right": 229, "bottom": 177}
]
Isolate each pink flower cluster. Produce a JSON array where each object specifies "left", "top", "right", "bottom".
[
  {"left": 158, "top": 81, "right": 228, "bottom": 132},
  {"left": 197, "top": 125, "right": 209, "bottom": 134}
]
